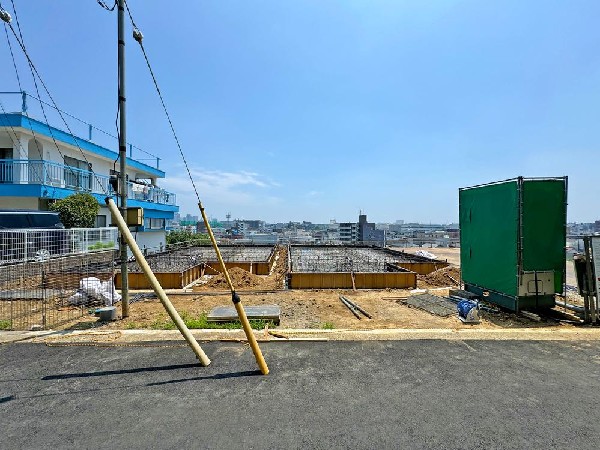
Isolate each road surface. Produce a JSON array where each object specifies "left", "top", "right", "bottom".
[{"left": 1, "top": 340, "right": 599, "bottom": 449}]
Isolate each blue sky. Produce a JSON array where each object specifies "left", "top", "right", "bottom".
[{"left": 1, "top": 1, "right": 599, "bottom": 223}]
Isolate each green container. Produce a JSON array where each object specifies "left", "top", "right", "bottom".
[{"left": 459, "top": 177, "right": 567, "bottom": 311}]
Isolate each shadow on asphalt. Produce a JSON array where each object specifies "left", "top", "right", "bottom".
[
  {"left": 42, "top": 362, "right": 201, "bottom": 380},
  {"left": 8, "top": 369, "right": 262, "bottom": 402},
  {"left": 145, "top": 369, "right": 262, "bottom": 386},
  {"left": 0, "top": 395, "right": 15, "bottom": 403}
]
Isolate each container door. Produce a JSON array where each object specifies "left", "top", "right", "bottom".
[{"left": 459, "top": 181, "right": 519, "bottom": 297}]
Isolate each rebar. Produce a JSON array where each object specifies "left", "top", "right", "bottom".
[{"left": 289, "top": 246, "right": 426, "bottom": 273}]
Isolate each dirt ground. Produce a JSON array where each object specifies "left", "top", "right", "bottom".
[
  {"left": 73, "top": 287, "right": 579, "bottom": 332},
  {"left": 393, "top": 246, "right": 462, "bottom": 266},
  {"left": 50, "top": 245, "right": 585, "bottom": 332},
  {"left": 399, "top": 246, "right": 579, "bottom": 287}
]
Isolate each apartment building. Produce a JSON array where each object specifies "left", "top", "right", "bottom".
[{"left": 0, "top": 111, "right": 178, "bottom": 250}]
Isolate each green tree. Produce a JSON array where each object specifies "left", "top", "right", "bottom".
[
  {"left": 166, "top": 229, "right": 210, "bottom": 245},
  {"left": 49, "top": 192, "right": 100, "bottom": 228}
]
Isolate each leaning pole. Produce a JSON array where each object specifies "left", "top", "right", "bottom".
[{"left": 106, "top": 197, "right": 211, "bottom": 366}]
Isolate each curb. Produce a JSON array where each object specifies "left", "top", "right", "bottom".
[{"left": 3, "top": 326, "right": 600, "bottom": 345}]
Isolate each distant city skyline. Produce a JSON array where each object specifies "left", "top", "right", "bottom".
[{"left": 1, "top": 1, "right": 598, "bottom": 223}]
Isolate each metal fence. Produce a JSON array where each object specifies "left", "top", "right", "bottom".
[
  {"left": 0, "top": 159, "right": 176, "bottom": 206},
  {"left": 0, "top": 227, "right": 118, "bottom": 265},
  {"left": 0, "top": 250, "right": 117, "bottom": 331}
]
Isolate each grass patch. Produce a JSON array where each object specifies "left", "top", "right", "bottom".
[
  {"left": 321, "top": 321, "right": 335, "bottom": 330},
  {"left": 143, "top": 312, "right": 274, "bottom": 330},
  {"left": 0, "top": 320, "right": 11, "bottom": 330}
]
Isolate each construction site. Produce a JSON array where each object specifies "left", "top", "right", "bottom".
[
  {"left": 2, "top": 229, "right": 596, "bottom": 332},
  {"left": 110, "top": 243, "right": 452, "bottom": 293},
  {"left": 288, "top": 245, "right": 449, "bottom": 289},
  {"left": 114, "top": 244, "right": 278, "bottom": 289}
]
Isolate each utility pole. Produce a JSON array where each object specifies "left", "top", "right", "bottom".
[{"left": 118, "top": 0, "right": 129, "bottom": 317}]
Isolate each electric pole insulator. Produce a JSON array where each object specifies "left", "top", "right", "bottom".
[
  {"left": 0, "top": 9, "right": 12, "bottom": 23},
  {"left": 133, "top": 28, "right": 143, "bottom": 43}
]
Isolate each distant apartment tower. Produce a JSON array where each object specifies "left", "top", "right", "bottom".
[
  {"left": 338, "top": 222, "right": 358, "bottom": 243},
  {"left": 180, "top": 214, "right": 198, "bottom": 225},
  {"left": 358, "top": 214, "right": 385, "bottom": 246}
]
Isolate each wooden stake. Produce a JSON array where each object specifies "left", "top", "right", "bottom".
[{"left": 198, "top": 201, "right": 269, "bottom": 375}]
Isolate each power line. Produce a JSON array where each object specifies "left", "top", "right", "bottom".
[
  {"left": 95, "top": 0, "right": 123, "bottom": 180},
  {"left": 2, "top": 6, "right": 48, "bottom": 181},
  {"left": 97, "top": 1, "right": 117, "bottom": 12},
  {"left": 4, "top": 0, "right": 80, "bottom": 184},
  {"left": 124, "top": 0, "right": 200, "bottom": 203},
  {"left": 1, "top": 2, "right": 110, "bottom": 195},
  {"left": 3, "top": 23, "right": 21, "bottom": 91}
]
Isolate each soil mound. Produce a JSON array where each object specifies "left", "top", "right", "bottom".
[
  {"left": 419, "top": 266, "right": 461, "bottom": 288},
  {"left": 205, "top": 267, "right": 264, "bottom": 289}
]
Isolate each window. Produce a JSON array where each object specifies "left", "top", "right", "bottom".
[
  {"left": 143, "top": 218, "right": 165, "bottom": 230},
  {"left": 150, "top": 218, "right": 165, "bottom": 229},
  {"left": 64, "top": 156, "right": 92, "bottom": 190},
  {"left": 0, "top": 149, "right": 13, "bottom": 184},
  {"left": 96, "top": 215, "right": 107, "bottom": 227}
]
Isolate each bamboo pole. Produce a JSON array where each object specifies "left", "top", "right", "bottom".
[
  {"left": 106, "top": 198, "right": 211, "bottom": 366},
  {"left": 198, "top": 201, "right": 269, "bottom": 375}
]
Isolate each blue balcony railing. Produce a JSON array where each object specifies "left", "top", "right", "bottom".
[
  {"left": 0, "top": 159, "right": 176, "bottom": 206},
  {"left": 0, "top": 91, "right": 162, "bottom": 170}
]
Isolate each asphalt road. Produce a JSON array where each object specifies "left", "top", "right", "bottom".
[{"left": 1, "top": 340, "right": 599, "bottom": 449}]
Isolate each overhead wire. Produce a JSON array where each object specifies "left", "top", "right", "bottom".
[
  {"left": 0, "top": 100, "right": 32, "bottom": 162},
  {"left": 123, "top": 0, "right": 200, "bottom": 203},
  {"left": 96, "top": 0, "right": 124, "bottom": 203},
  {"left": 4, "top": 1, "right": 42, "bottom": 161},
  {"left": 97, "top": 1, "right": 117, "bottom": 11},
  {"left": 2, "top": 3, "right": 46, "bottom": 181},
  {"left": 4, "top": 0, "right": 80, "bottom": 186},
  {"left": 0, "top": 99, "right": 51, "bottom": 200},
  {"left": 3, "top": 19, "right": 21, "bottom": 90},
  {"left": 2, "top": 0, "right": 110, "bottom": 196},
  {"left": 123, "top": 0, "right": 269, "bottom": 374}
]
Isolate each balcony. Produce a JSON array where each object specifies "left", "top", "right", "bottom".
[{"left": 0, "top": 159, "right": 176, "bottom": 206}]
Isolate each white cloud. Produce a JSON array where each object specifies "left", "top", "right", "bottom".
[{"left": 160, "top": 167, "right": 281, "bottom": 213}]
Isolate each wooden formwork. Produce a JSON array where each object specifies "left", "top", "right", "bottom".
[
  {"left": 392, "top": 261, "right": 450, "bottom": 275},
  {"left": 115, "top": 264, "right": 203, "bottom": 289},
  {"left": 288, "top": 271, "right": 417, "bottom": 289}
]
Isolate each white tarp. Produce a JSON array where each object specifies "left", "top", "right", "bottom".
[
  {"left": 68, "top": 277, "right": 122, "bottom": 306},
  {"left": 415, "top": 250, "right": 437, "bottom": 260}
]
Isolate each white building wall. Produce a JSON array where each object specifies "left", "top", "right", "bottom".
[
  {"left": 136, "top": 230, "right": 166, "bottom": 253},
  {"left": 8, "top": 131, "right": 157, "bottom": 182}
]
